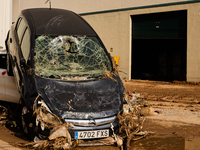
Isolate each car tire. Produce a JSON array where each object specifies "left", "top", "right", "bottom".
[
  {"left": 21, "top": 105, "right": 36, "bottom": 141},
  {"left": 21, "top": 106, "right": 29, "bottom": 134},
  {"left": 7, "top": 53, "right": 13, "bottom": 76}
]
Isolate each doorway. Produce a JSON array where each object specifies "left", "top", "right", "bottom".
[{"left": 131, "top": 10, "right": 187, "bottom": 81}]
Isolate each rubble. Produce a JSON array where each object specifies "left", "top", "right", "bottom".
[{"left": 0, "top": 105, "right": 18, "bottom": 127}]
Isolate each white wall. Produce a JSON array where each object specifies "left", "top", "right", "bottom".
[{"left": 0, "top": 0, "right": 12, "bottom": 50}]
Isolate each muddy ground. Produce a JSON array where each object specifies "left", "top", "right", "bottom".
[{"left": 0, "top": 79, "right": 200, "bottom": 150}]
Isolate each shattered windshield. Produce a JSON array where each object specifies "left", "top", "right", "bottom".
[{"left": 34, "top": 35, "right": 112, "bottom": 80}]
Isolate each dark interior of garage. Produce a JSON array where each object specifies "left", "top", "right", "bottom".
[{"left": 131, "top": 10, "right": 187, "bottom": 81}]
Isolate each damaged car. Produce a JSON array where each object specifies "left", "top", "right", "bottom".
[{"left": 5, "top": 8, "right": 125, "bottom": 143}]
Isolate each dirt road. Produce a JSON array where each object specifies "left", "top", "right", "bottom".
[
  {"left": 124, "top": 79, "right": 200, "bottom": 113},
  {"left": 0, "top": 79, "right": 200, "bottom": 149},
  {"left": 124, "top": 79, "right": 200, "bottom": 150}
]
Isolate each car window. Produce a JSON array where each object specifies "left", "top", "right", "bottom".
[
  {"left": 34, "top": 35, "right": 112, "bottom": 80},
  {"left": 21, "top": 28, "right": 30, "bottom": 62},
  {"left": 16, "top": 18, "right": 27, "bottom": 42},
  {"left": 0, "top": 54, "right": 7, "bottom": 69},
  {"left": 15, "top": 18, "right": 22, "bottom": 31}
]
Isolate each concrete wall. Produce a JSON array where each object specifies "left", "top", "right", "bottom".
[{"left": 82, "top": 2, "right": 200, "bottom": 82}]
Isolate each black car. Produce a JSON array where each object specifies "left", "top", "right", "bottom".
[{"left": 5, "top": 8, "right": 124, "bottom": 141}]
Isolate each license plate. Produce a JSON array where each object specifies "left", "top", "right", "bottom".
[{"left": 75, "top": 129, "right": 109, "bottom": 139}]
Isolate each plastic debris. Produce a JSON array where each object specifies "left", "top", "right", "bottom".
[
  {"left": 49, "top": 124, "right": 71, "bottom": 142},
  {"left": 155, "top": 110, "right": 162, "bottom": 114}
]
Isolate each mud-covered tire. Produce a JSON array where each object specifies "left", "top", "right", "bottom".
[
  {"left": 21, "top": 105, "right": 36, "bottom": 141},
  {"left": 21, "top": 106, "right": 29, "bottom": 134},
  {"left": 6, "top": 53, "right": 13, "bottom": 76}
]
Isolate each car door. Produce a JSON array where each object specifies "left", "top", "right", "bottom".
[
  {"left": 4, "top": 73, "right": 20, "bottom": 103},
  {"left": 11, "top": 17, "right": 29, "bottom": 93},
  {"left": 18, "top": 25, "right": 32, "bottom": 105}
]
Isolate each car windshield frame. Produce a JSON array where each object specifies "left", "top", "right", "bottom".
[{"left": 34, "top": 35, "right": 112, "bottom": 80}]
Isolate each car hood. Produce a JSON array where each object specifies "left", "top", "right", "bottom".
[{"left": 34, "top": 75, "right": 124, "bottom": 119}]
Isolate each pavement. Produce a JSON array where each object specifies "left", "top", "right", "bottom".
[{"left": 0, "top": 139, "right": 22, "bottom": 150}]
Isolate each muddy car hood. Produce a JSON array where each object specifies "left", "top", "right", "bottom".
[{"left": 35, "top": 75, "right": 124, "bottom": 119}]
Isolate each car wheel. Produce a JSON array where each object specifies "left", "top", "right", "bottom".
[
  {"left": 7, "top": 53, "right": 13, "bottom": 76},
  {"left": 21, "top": 106, "right": 29, "bottom": 134},
  {"left": 21, "top": 105, "right": 36, "bottom": 140}
]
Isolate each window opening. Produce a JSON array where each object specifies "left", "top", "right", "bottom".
[
  {"left": 21, "top": 28, "right": 31, "bottom": 62},
  {"left": 16, "top": 18, "right": 27, "bottom": 42}
]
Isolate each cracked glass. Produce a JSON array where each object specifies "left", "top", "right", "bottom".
[{"left": 34, "top": 35, "right": 112, "bottom": 80}]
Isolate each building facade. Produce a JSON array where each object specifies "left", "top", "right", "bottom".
[
  {"left": 3, "top": 0, "right": 200, "bottom": 82},
  {"left": 0, "top": 0, "right": 12, "bottom": 50}
]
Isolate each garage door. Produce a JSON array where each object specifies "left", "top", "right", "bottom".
[{"left": 131, "top": 10, "right": 187, "bottom": 81}]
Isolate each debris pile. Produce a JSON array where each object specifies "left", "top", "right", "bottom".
[
  {"left": 0, "top": 105, "right": 8, "bottom": 125},
  {"left": 0, "top": 93, "right": 154, "bottom": 150},
  {"left": 16, "top": 92, "right": 153, "bottom": 150},
  {"left": 0, "top": 91, "right": 154, "bottom": 149},
  {"left": 118, "top": 92, "right": 154, "bottom": 150},
  {"left": 29, "top": 97, "right": 124, "bottom": 149},
  {"left": 0, "top": 91, "right": 153, "bottom": 150},
  {"left": 0, "top": 105, "right": 18, "bottom": 128},
  {"left": 32, "top": 124, "right": 72, "bottom": 149}
]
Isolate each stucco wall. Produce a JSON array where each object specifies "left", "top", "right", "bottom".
[
  {"left": 12, "top": 0, "right": 190, "bottom": 22},
  {"left": 82, "top": 12, "right": 131, "bottom": 79},
  {"left": 82, "top": 2, "right": 200, "bottom": 82},
  {"left": 187, "top": 3, "right": 200, "bottom": 82}
]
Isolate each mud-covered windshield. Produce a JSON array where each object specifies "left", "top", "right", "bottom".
[{"left": 34, "top": 35, "right": 112, "bottom": 80}]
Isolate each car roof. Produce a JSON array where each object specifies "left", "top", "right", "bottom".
[{"left": 21, "top": 8, "right": 97, "bottom": 36}]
